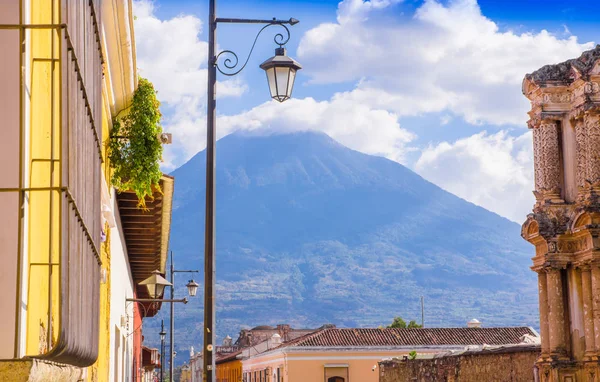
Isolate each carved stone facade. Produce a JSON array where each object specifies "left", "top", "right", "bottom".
[
  {"left": 522, "top": 45, "right": 600, "bottom": 382},
  {"left": 533, "top": 121, "right": 562, "bottom": 196}
]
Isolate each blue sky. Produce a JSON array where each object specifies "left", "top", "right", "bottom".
[{"left": 133, "top": 0, "right": 598, "bottom": 222}]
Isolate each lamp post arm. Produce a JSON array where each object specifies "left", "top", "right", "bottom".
[
  {"left": 125, "top": 298, "right": 188, "bottom": 304},
  {"left": 216, "top": 17, "right": 299, "bottom": 25},
  {"left": 214, "top": 19, "right": 297, "bottom": 76},
  {"left": 172, "top": 270, "right": 200, "bottom": 274}
]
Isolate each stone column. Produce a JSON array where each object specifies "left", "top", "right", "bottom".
[
  {"left": 582, "top": 267, "right": 596, "bottom": 358},
  {"left": 591, "top": 266, "right": 600, "bottom": 351},
  {"left": 547, "top": 268, "right": 567, "bottom": 357},
  {"left": 538, "top": 271, "right": 551, "bottom": 357},
  {"left": 533, "top": 120, "right": 562, "bottom": 195},
  {"left": 585, "top": 114, "right": 600, "bottom": 186}
]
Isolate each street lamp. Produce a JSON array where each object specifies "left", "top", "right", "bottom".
[
  {"left": 160, "top": 320, "right": 166, "bottom": 382},
  {"left": 125, "top": 273, "right": 187, "bottom": 382},
  {"left": 139, "top": 270, "right": 172, "bottom": 299},
  {"left": 203, "top": 2, "right": 301, "bottom": 382},
  {"left": 186, "top": 280, "right": 199, "bottom": 297},
  {"left": 168, "top": 253, "right": 200, "bottom": 382},
  {"left": 160, "top": 323, "right": 167, "bottom": 342},
  {"left": 260, "top": 47, "right": 302, "bottom": 102}
]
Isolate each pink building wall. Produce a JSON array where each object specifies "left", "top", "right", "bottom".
[{"left": 0, "top": 0, "right": 22, "bottom": 360}]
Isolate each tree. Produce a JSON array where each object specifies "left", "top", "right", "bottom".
[
  {"left": 387, "top": 317, "right": 422, "bottom": 329},
  {"left": 387, "top": 317, "right": 407, "bottom": 328}
]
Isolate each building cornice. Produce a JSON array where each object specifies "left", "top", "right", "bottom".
[{"left": 101, "top": 0, "right": 137, "bottom": 117}]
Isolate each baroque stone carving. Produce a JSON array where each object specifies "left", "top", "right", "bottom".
[
  {"left": 543, "top": 93, "right": 572, "bottom": 104},
  {"left": 556, "top": 238, "right": 589, "bottom": 253},
  {"left": 533, "top": 121, "right": 562, "bottom": 193},
  {"left": 586, "top": 115, "right": 600, "bottom": 186},
  {"left": 585, "top": 82, "right": 600, "bottom": 94},
  {"left": 533, "top": 127, "right": 544, "bottom": 191},
  {"left": 576, "top": 119, "right": 587, "bottom": 188}
]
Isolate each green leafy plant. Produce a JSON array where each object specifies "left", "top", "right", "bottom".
[
  {"left": 108, "top": 77, "right": 163, "bottom": 209},
  {"left": 408, "top": 350, "right": 417, "bottom": 360},
  {"left": 387, "top": 316, "right": 423, "bottom": 329}
]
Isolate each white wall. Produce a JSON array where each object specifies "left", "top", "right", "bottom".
[{"left": 109, "top": 190, "right": 135, "bottom": 382}]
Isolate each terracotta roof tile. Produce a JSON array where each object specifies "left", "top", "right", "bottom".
[
  {"left": 281, "top": 327, "right": 536, "bottom": 348},
  {"left": 216, "top": 350, "right": 242, "bottom": 364}
]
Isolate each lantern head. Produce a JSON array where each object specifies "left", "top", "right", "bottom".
[
  {"left": 139, "top": 270, "right": 172, "bottom": 299},
  {"left": 260, "top": 47, "right": 302, "bottom": 102}
]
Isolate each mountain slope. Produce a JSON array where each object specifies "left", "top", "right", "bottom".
[{"left": 152, "top": 131, "right": 537, "bottom": 357}]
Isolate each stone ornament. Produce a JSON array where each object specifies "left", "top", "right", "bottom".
[
  {"left": 586, "top": 115, "right": 600, "bottom": 186},
  {"left": 543, "top": 93, "right": 572, "bottom": 104},
  {"left": 585, "top": 82, "right": 600, "bottom": 94},
  {"left": 576, "top": 119, "right": 587, "bottom": 188}
]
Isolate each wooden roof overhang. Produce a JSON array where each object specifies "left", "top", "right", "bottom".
[{"left": 117, "top": 174, "right": 174, "bottom": 317}]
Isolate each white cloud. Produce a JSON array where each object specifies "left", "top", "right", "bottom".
[
  {"left": 440, "top": 114, "right": 453, "bottom": 125},
  {"left": 133, "top": 0, "right": 247, "bottom": 168},
  {"left": 132, "top": 0, "right": 415, "bottom": 170},
  {"left": 298, "top": 0, "right": 593, "bottom": 125},
  {"left": 134, "top": 0, "right": 246, "bottom": 102},
  {"left": 133, "top": 0, "right": 590, "bottom": 222},
  {"left": 219, "top": 96, "right": 415, "bottom": 164},
  {"left": 415, "top": 130, "right": 534, "bottom": 223}
]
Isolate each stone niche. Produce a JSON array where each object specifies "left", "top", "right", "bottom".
[{"left": 521, "top": 45, "right": 600, "bottom": 382}]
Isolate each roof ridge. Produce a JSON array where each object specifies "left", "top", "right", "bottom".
[
  {"left": 277, "top": 326, "right": 332, "bottom": 349},
  {"left": 282, "top": 327, "right": 537, "bottom": 348}
]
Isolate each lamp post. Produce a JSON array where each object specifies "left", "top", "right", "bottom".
[
  {"left": 169, "top": 253, "right": 199, "bottom": 382},
  {"left": 204, "top": 2, "right": 301, "bottom": 381},
  {"left": 125, "top": 269, "right": 196, "bottom": 382},
  {"left": 160, "top": 320, "right": 166, "bottom": 382}
]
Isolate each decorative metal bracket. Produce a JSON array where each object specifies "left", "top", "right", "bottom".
[{"left": 214, "top": 17, "right": 299, "bottom": 76}]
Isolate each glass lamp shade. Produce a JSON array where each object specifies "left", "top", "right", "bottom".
[
  {"left": 260, "top": 47, "right": 302, "bottom": 102},
  {"left": 186, "top": 279, "right": 199, "bottom": 297},
  {"left": 139, "top": 270, "right": 172, "bottom": 299}
]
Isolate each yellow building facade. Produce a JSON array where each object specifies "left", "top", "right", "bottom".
[
  {"left": 216, "top": 355, "right": 243, "bottom": 382},
  {"left": 0, "top": 0, "right": 142, "bottom": 380}
]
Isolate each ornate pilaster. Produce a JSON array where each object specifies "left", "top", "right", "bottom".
[
  {"left": 547, "top": 268, "right": 568, "bottom": 358},
  {"left": 576, "top": 118, "right": 588, "bottom": 189},
  {"left": 533, "top": 120, "right": 562, "bottom": 199},
  {"left": 592, "top": 266, "right": 600, "bottom": 352},
  {"left": 582, "top": 266, "right": 596, "bottom": 359},
  {"left": 586, "top": 114, "right": 600, "bottom": 186},
  {"left": 538, "top": 270, "right": 551, "bottom": 358}
]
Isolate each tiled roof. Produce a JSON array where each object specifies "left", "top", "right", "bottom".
[
  {"left": 281, "top": 327, "right": 537, "bottom": 348},
  {"left": 234, "top": 324, "right": 324, "bottom": 347},
  {"left": 216, "top": 350, "right": 242, "bottom": 364}
]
